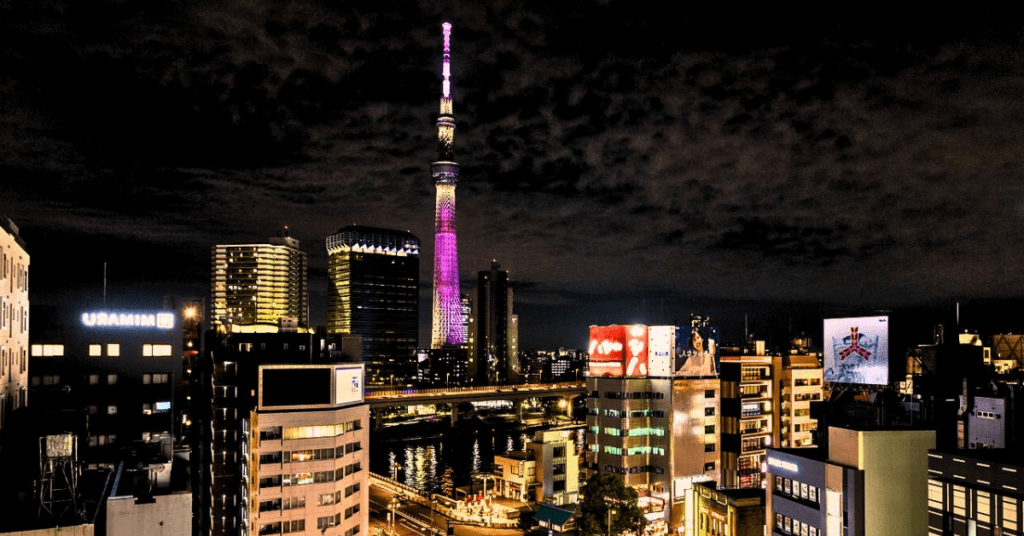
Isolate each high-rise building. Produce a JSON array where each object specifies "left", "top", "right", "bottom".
[
  {"left": 430, "top": 22, "right": 466, "bottom": 350},
  {"left": 772, "top": 354, "right": 823, "bottom": 449},
  {"left": 585, "top": 324, "right": 722, "bottom": 534},
  {"left": 211, "top": 235, "right": 308, "bottom": 327},
  {"left": 194, "top": 329, "right": 369, "bottom": 536},
  {"left": 461, "top": 293, "right": 475, "bottom": 369},
  {"left": 326, "top": 225, "right": 419, "bottom": 386},
  {"left": 0, "top": 216, "right": 29, "bottom": 431},
  {"left": 476, "top": 260, "right": 514, "bottom": 384},
  {"left": 720, "top": 352, "right": 773, "bottom": 489}
]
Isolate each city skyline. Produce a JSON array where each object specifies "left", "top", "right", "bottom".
[{"left": 4, "top": 2, "right": 1024, "bottom": 348}]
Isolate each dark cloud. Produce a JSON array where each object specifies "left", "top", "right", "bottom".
[{"left": 3, "top": 0, "right": 1024, "bottom": 348}]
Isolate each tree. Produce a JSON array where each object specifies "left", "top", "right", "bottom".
[
  {"left": 441, "top": 466, "right": 455, "bottom": 498},
  {"left": 579, "top": 473, "right": 645, "bottom": 536}
]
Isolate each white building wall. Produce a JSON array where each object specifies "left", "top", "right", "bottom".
[
  {"left": 0, "top": 217, "right": 29, "bottom": 431},
  {"left": 106, "top": 492, "right": 192, "bottom": 536}
]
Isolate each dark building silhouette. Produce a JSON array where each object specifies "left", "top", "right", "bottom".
[
  {"left": 326, "top": 225, "right": 420, "bottom": 386},
  {"left": 476, "top": 260, "right": 514, "bottom": 385}
]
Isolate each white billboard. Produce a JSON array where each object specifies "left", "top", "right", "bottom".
[
  {"left": 823, "top": 316, "right": 889, "bottom": 385},
  {"left": 647, "top": 326, "right": 675, "bottom": 377},
  {"left": 334, "top": 365, "right": 364, "bottom": 406}
]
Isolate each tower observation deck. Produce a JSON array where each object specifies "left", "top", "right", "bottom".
[{"left": 431, "top": 22, "right": 465, "bottom": 348}]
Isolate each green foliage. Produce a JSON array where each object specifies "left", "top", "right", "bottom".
[{"left": 578, "top": 473, "right": 645, "bottom": 536}]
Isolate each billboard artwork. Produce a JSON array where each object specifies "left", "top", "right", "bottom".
[
  {"left": 823, "top": 316, "right": 889, "bottom": 385},
  {"left": 674, "top": 324, "right": 719, "bottom": 377},
  {"left": 588, "top": 325, "right": 649, "bottom": 377},
  {"left": 647, "top": 326, "right": 675, "bottom": 377}
]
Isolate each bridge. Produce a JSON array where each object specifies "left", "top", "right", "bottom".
[{"left": 365, "top": 381, "right": 587, "bottom": 428}]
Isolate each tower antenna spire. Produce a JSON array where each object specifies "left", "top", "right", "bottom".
[{"left": 431, "top": 22, "right": 465, "bottom": 348}]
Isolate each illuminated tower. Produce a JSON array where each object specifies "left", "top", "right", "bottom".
[{"left": 431, "top": 22, "right": 466, "bottom": 348}]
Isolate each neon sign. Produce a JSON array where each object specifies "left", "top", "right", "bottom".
[
  {"left": 767, "top": 457, "right": 799, "bottom": 473},
  {"left": 81, "top": 312, "right": 175, "bottom": 330}
]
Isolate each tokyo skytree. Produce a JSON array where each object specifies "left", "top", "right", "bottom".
[{"left": 431, "top": 22, "right": 465, "bottom": 348}]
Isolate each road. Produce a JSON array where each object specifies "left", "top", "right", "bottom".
[{"left": 369, "top": 481, "right": 525, "bottom": 536}]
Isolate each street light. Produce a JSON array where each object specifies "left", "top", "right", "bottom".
[
  {"left": 389, "top": 497, "right": 399, "bottom": 533},
  {"left": 606, "top": 507, "right": 618, "bottom": 536}
]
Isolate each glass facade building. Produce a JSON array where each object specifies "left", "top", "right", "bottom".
[{"left": 326, "top": 225, "right": 419, "bottom": 386}]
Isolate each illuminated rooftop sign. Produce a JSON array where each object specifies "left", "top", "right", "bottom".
[{"left": 81, "top": 312, "right": 175, "bottom": 330}]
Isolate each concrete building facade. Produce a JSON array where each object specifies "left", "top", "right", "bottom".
[
  {"left": 0, "top": 216, "right": 29, "bottom": 432},
  {"left": 766, "top": 426, "right": 935, "bottom": 536}
]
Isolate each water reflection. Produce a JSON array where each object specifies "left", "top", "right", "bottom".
[{"left": 372, "top": 426, "right": 582, "bottom": 494}]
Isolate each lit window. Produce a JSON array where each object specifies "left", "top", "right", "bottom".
[
  {"left": 89, "top": 345, "right": 102, "bottom": 357},
  {"left": 89, "top": 374, "right": 99, "bottom": 385},
  {"left": 107, "top": 374, "right": 117, "bottom": 385},
  {"left": 107, "top": 344, "right": 120, "bottom": 357},
  {"left": 143, "top": 344, "right": 173, "bottom": 357},
  {"left": 107, "top": 405, "right": 118, "bottom": 415}
]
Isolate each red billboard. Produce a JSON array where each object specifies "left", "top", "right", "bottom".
[{"left": 588, "top": 325, "right": 649, "bottom": 377}]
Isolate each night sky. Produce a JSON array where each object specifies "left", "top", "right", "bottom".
[{"left": 3, "top": 1, "right": 1024, "bottom": 349}]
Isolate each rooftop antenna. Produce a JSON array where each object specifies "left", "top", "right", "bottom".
[{"left": 103, "top": 262, "right": 107, "bottom": 306}]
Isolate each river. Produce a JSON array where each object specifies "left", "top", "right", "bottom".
[{"left": 369, "top": 418, "right": 586, "bottom": 494}]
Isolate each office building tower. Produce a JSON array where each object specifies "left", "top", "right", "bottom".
[
  {"left": 476, "top": 261, "right": 514, "bottom": 384},
  {"left": 1, "top": 216, "right": 29, "bottom": 431},
  {"left": 430, "top": 22, "right": 466, "bottom": 349},
  {"left": 211, "top": 235, "right": 308, "bottom": 327},
  {"left": 461, "top": 293, "right": 476, "bottom": 374},
  {"left": 766, "top": 426, "right": 935, "bottom": 536},
  {"left": 720, "top": 352, "right": 773, "bottom": 489},
  {"left": 194, "top": 330, "right": 368, "bottom": 536},
  {"left": 29, "top": 308, "right": 181, "bottom": 463},
  {"left": 326, "top": 225, "right": 420, "bottom": 386},
  {"left": 772, "top": 355, "right": 824, "bottom": 449}
]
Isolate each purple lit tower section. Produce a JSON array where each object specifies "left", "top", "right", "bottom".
[{"left": 431, "top": 22, "right": 466, "bottom": 348}]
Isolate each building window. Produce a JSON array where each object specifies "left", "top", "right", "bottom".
[
  {"left": 1003, "top": 497, "right": 1018, "bottom": 532},
  {"left": 30, "top": 344, "right": 64, "bottom": 357},
  {"left": 704, "top": 443, "right": 715, "bottom": 452},
  {"left": 977, "top": 490, "right": 990, "bottom": 523},
  {"left": 89, "top": 344, "right": 102, "bottom": 357},
  {"left": 953, "top": 485, "right": 966, "bottom": 516},
  {"left": 89, "top": 374, "right": 100, "bottom": 385},
  {"left": 143, "top": 344, "right": 173, "bottom": 357},
  {"left": 705, "top": 389, "right": 715, "bottom": 398},
  {"left": 107, "top": 374, "right": 118, "bottom": 385},
  {"left": 282, "top": 520, "right": 305, "bottom": 534},
  {"left": 317, "top": 514, "right": 340, "bottom": 530},
  {"left": 107, "top": 344, "right": 120, "bottom": 357}
]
